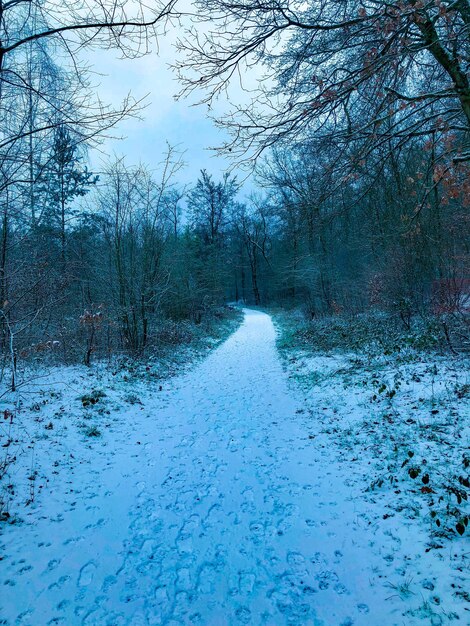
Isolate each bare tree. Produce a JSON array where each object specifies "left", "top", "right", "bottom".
[
  {"left": 187, "top": 170, "right": 239, "bottom": 245},
  {"left": 234, "top": 201, "right": 270, "bottom": 305},
  {"left": 98, "top": 152, "right": 183, "bottom": 353},
  {"left": 0, "top": 0, "right": 179, "bottom": 153},
  {"left": 0, "top": 0, "right": 177, "bottom": 71},
  {"left": 176, "top": 1, "right": 470, "bottom": 161}
]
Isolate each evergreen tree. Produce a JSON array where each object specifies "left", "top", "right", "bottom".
[{"left": 42, "top": 125, "right": 98, "bottom": 270}]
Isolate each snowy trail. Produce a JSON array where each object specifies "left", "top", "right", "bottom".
[{"left": 2, "top": 310, "right": 420, "bottom": 625}]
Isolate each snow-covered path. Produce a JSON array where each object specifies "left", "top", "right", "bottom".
[{"left": 1, "top": 310, "right": 431, "bottom": 625}]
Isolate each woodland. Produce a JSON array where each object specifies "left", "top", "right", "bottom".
[
  {"left": 0, "top": 0, "right": 469, "bottom": 380},
  {"left": 0, "top": 3, "right": 469, "bottom": 624}
]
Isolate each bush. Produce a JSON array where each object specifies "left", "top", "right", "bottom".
[
  {"left": 80, "top": 389, "right": 107, "bottom": 407},
  {"left": 83, "top": 425, "right": 101, "bottom": 437},
  {"left": 276, "top": 309, "right": 462, "bottom": 356}
]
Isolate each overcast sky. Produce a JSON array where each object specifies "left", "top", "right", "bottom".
[{"left": 84, "top": 12, "right": 257, "bottom": 193}]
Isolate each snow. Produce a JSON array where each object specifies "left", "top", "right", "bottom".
[{"left": 0, "top": 309, "right": 468, "bottom": 625}]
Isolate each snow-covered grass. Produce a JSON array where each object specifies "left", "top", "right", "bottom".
[
  {"left": 0, "top": 307, "right": 243, "bottom": 524},
  {"left": 273, "top": 309, "right": 470, "bottom": 622}
]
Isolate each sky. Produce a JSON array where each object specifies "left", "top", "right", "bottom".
[{"left": 83, "top": 8, "right": 258, "bottom": 193}]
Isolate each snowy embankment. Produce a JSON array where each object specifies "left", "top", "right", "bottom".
[
  {"left": 275, "top": 311, "right": 469, "bottom": 624},
  {"left": 0, "top": 309, "right": 468, "bottom": 625}
]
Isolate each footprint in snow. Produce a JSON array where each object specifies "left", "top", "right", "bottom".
[
  {"left": 235, "top": 606, "right": 252, "bottom": 624},
  {"left": 46, "top": 559, "right": 60, "bottom": 572},
  {"left": 63, "top": 536, "right": 83, "bottom": 546},
  {"left": 56, "top": 599, "right": 70, "bottom": 611},
  {"left": 249, "top": 521, "right": 265, "bottom": 544},
  {"left": 77, "top": 561, "right": 97, "bottom": 587},
  {"left": 176, "top": 532, "right": 193, "bottom": 555},
  {"left": 276, "top": 517, "right": 295, "bottom": 536},
  {"left": 240, "top": 501, "right": 257, "bottom": 515},
  {"left": 197, "top": 563, "right": 217, "bottom": 594},
  {"left": 238, "top": 571, "right": 256, "bottom": 595},
  {"left": 172, "top": 590, "right": 191, "bottom": 619},
  {"left": 176, "top": 567, "right": 192, "bottom": 590},
  {"left": 138, "top": 538, "right": 160, "bottom": 559},
  {"left": 48, "top": 575, "right": 71, "bottom": 591},
  {"left": 316, "top": 570, "right": 339, "bottom": 590},
  {"left": 154, "top": 584, "right": 171, "bottom": 609},
  {"left": 310, "top": 551, "right": 328, "bottom": 566},
  {"left": 85, "top": 517, "right": 106, "bottom": 530},
  {"left": 286, "top": 551, "right": 306, "bottom": 569},
  {"left": 241, "top": 486, "right": 254, "bottom": 500},
  {"left": 334, "top": 582, "right": 349, "bottom": 595}
]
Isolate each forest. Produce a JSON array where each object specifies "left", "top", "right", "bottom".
[
  {"left": 0, "top": 1, "right": 469, "bottom": 625},
  {"left": 1, "top": 0, "right": 468, "bottom": 379}
]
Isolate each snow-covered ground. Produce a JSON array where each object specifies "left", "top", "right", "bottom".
[{"left": 0, "top": 309, "right": 468, "bottom": 625}]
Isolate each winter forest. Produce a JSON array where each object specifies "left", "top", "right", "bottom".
[{"left": 1, "top": 1, "right": 469, "bottom": 625}]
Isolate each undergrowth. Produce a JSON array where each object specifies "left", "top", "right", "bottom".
[
  {"left": 274, "top": 309, "right": 467, "bottom": 358},
  {"left": 273, "top": 308, "right": 470, "bottom": 544}
]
